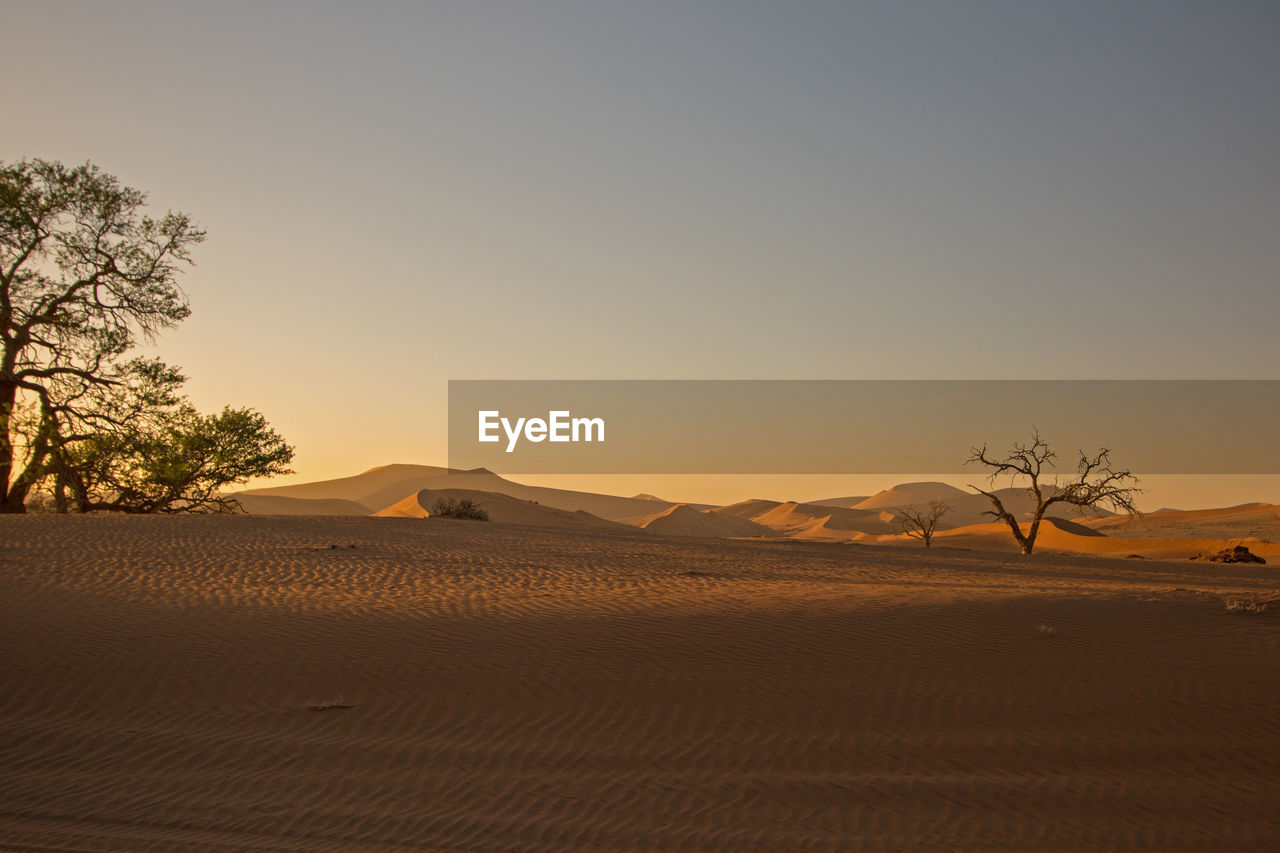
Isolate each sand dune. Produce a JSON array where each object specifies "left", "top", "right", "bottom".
[
  {"left": 239, "top": 463, "right": 456, "bottom": 503},
  {"left": 3, "top": 515, "right": 1278, "bottom": 850},
  {"left": 231, "top": 467, "right": 1278, "bottom": 563},
  {"left": 239, "top": 465, "right": 688, "bottom": 520},
  {"left": 1039, "top": 515, "right": 1106, "bottom": 537},
  {"left": 853, "top": 481, "right": 971, "bottom": 509},
  {"left": 620, "top": 503, "right": 781, "bottom": 538},
  {"left": 227, "top": 466, "right": 1280, "bottom": 566},
  {"left": 894, "top": 517, "right": 1280, "bottom": 561},
  {"left": 1081, "top": 502, "right": 1280, "bottom": 541},
  {"left": 715, "top": 499, "right": 898, "bottom": 540},
  {"left": 802, "top": 494, "right": 871, "bottom": 509},
  {"left": 372, "top": 488, "right": 633, "bottom": 531},
  {"left": 853, "top": 482, "right": 1109, "bottom": 527},
  {"left": 230, "top": 493, "right": 371, "bottom": 516}
]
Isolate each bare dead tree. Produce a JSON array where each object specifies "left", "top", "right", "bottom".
[
  {"left": 895, "top": 500, "right": 951, "bottom": 547},
  {"left": 967, "top": 428, "right": 1141, "bottom": 554}
]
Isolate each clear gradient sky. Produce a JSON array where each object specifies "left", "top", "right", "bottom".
[{"left": 5, "top": 1, "right": 1278, "bottom": 507}]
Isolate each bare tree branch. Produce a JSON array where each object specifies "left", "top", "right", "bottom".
[
  {"left": 895, "top": 500, "right": 952, "bottom": 548},
  {"left": 966, "top": 429, "right": 1141, "bottom": 554}
]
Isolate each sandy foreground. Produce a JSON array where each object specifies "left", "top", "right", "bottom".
[{"left": 2, "top": 516, "right": 1278, "bottom": 851}]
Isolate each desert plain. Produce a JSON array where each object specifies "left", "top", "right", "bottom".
[{"left": 2, "top": 466, "right": 1279, "bottom": 851}]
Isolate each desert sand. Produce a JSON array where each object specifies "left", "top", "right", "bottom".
[{"left": 3, "top": 514, "right": 1278, "bottom": 850}]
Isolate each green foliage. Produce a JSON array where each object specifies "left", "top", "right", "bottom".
[
  {"left": 1, "top": 157, "right": 292, "bottom": 512},
  {"left": 430, "top": 497, "right": 490, "bottom": 521},
  {"left": 62, "top": 405, "right": 293, "bottom": 513}
]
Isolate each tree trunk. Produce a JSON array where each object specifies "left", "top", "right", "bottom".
[
  {"left": 3, "top": 393, "right": 56, "bottom": 514},
  {"left": 0, "top": 379, "right": 19, "bottom": 513},
  {"left": 995, "top": 513, "right": 1030, "bottom": 553},
  {"left": 53, "top": 476, "right": 68, "bottom": 513},
  {"left": 1021, "top": 512, "right": 1045, "bottom": 554}
]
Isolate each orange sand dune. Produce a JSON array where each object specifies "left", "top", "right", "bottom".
[
  {"left": 619, "top": 503, "right": 781, "bottom": 538},
  {"left": 372, "top": 488, "right": 632, "bottom": 531},
  {"left": 897, "top": 517, "right": 1280, "bottom": 561},
  {"left": 802, "top": 494, "right": 871, "bottom": 509},
  {"left": 1082, "top": 502, "right": 1280, "bottom": 541},
  {"left": 240, "top": 465, "right": 688, "bottom": 520},
  {"left": 854, "top": 482, "right": 1106, "bottom": 527},
  {"left": 231, "top": 493, "right": 371, "bottom": 516},
  {"left": 234, "top": 467, "right": 1134, "bottom": 534},
  {"left": 854, "top": 481, "right": 971, "bottom": 509},
  {"left": 715, "top": 499, "right": 897, "bottom": 539},
  {"left": 239, "top": 463, "right": 457, "bottom": 504},
  {"left": 2, "top": 516, "right": 1278, "bottom": 850},
  {"left": 234, "top": 468, "right": 1274, "bottom": 562}
]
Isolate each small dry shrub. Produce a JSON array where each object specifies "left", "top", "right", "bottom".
[
  {"left": 1224, "top": 599, "right": 1268, "bottom": 615},
  {"left": 430, "top": 497, "right": 490, "bottom": 521}
]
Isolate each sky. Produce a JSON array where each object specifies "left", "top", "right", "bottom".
[{"left": 4, "top": 1, "right": 1279, "bottom": 508}]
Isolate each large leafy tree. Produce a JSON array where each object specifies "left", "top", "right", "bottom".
[{"left": 1, "top": 157, "right": 291, "bottom": 512}]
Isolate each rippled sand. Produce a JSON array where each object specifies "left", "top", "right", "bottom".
[{"left": 2, "top": 515, "right": 1278, "bottom": 850}]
